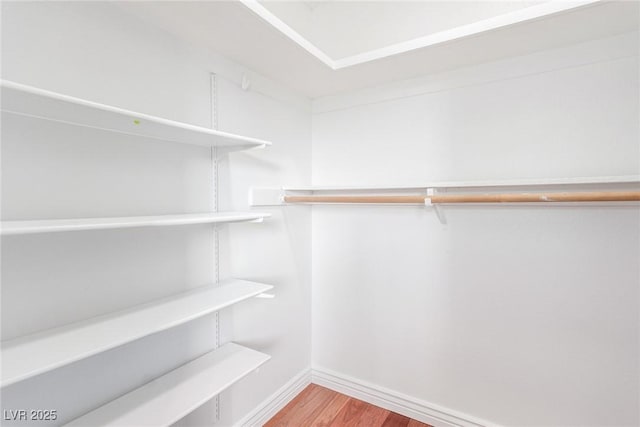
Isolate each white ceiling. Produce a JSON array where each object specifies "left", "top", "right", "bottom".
[
  {"left": 259, "top": 1, "right": 548, "bottom": 60},
  {"left": 116, "top": 1, "right": 639, "bottom": 99}
]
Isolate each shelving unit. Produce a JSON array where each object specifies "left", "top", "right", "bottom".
[
  {"left": 1, "top": 212, "right": 271, "bottom": 235},
  {"left": 1, "top": 80, "right": 272, "bottom": 150},
  {"left": 1, "top": 279, "right": 273, "bottom": 387},
  {"left": 64, "top": 343, "right": 270, "bottom": 427},
  {"left": 1, "top": 78, "right": 274, "bottom": 422}
]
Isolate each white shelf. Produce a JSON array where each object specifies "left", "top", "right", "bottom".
[
  {"left": 284, "top": 175, "right": 640, "bottom": 192},
  {"left": 1, "top": 80, "right": 272, "bottom": 150},
  {"left": 64, "top": 342, "right": 270, "bottom": 427},
  {"left": 0, "top": 212, "right": 270, "bottom": 235},
  {"left": 0, "top": 279, "right": 273, "bottom": 387}
]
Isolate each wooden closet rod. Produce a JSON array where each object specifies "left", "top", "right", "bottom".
[{"left": 284, "top": 191, "right": 640, "bottom": 204}]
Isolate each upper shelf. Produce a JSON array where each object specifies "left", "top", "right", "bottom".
[
  {"left": 0, "top": 212, "right": 271, "bottom": 235},
  {"left": 282, "top": 175, "right": 640, "bottom": 192},
  {"left": 0, "top": 80, "right": 272, "bottom": 149},
  {"left": 1, "top": 279, "right": 273, "bottom": 388}
]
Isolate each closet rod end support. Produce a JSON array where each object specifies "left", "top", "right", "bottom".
[{"left": 425, "top": 188, "right": 434, "bottom": 207}]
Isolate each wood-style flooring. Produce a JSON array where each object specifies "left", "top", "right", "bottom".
[{"left": 265, "top": 384, "right": 432, "bottom": 427}]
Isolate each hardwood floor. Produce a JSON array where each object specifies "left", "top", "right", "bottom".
[{"left": 265, "top": 384, "right": 432, "bottom": 427}]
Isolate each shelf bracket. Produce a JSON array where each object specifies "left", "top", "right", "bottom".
[
  {"left": 255, "top": 293, "right": 275, "bottom": 299},
  {"left": 249, "top": 187, "right": 286, "bottom": 206}
]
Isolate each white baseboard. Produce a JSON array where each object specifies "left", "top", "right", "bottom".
[
  {"left": 236, "top": 368, "right": 312, "bottom": 427},
  {"left": 311, "top": 366, "right": 500, "bottom": 427},
  {"left": 235, "top": 366, "right": 499, "bottom": 427}
]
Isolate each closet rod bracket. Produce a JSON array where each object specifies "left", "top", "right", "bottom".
[{"left": 426, "top": 188, "right": 447, "bottom": 224}]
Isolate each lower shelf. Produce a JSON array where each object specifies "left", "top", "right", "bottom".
[
  {"left": 64, "top": 343, "right": 270, "bottom": 426},
  {"left": 1, "top": 279, "right": 273, "bottom": 387}
]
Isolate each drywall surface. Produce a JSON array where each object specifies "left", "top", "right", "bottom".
[
  {"left": 1, "top": 2, "right": 310, "bottom": 426},
  {"left": 311, "top": 33, "right": 640, "bottom": 426}
]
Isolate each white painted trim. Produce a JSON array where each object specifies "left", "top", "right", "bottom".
[
  {"left": 236, "top": 368, "right": 312, "bottom": 427},
  {"left": 237, "top": 0, "right": 599, "bottom": 71},
  {"left": 238, "top": 0, "right": 335, "bottom": 69},
  {"left": 332, "top": 0, "right": 600, "bottom": 69},
  {"left": 311, "top": 367, "right": 500, "bottom": 427}
]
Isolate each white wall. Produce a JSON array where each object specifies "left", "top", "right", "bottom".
[
  {"left": 1, "top": 2, "right": 311, "bottom": 426},
  {"left": 3, "top": 3, "right": 638, "bottom": 427},
  {"left": 311, "top": 32, "right": 639, "bottom": 426}
]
